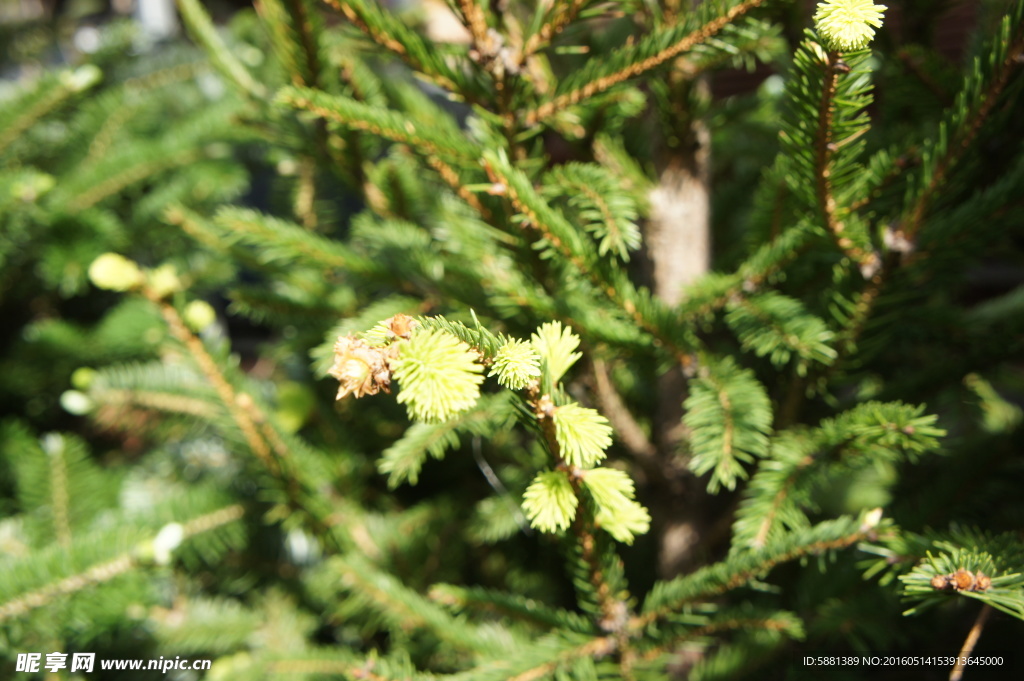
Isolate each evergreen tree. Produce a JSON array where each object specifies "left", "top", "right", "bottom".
[{"left": 2, "top": 0, "right": 1023, "bottom": 679}]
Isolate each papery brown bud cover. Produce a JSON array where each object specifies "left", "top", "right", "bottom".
[
  {"left": 329, "top": 335, "right": 392, "bottom": 399},
  {"left": 385, "top": 314, "right": 418, "bottom": 340},
  {"left": 953, "top": 568, "right": 975, "bottom": 591}
]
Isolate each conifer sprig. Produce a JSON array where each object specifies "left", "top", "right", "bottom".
[
  {"left": 523, "top": 0, "right": 767, "bottom": 125},
  {"left": 901, "top": 0, "right": 1024, "bottom": 244},
  {"left": 257, "top": 0, "right": 326, "bottom": 90},
  {"left": 640, "top": 512, "right": 886, "bottom": 624},
  {"left": 522, "top": 0, "right": 589, "bottom": 57},
  {"left": 0, "top": 66, "right": 102, "bottom": 158},
  {"left": 542, "top": 163, "right": 642, "bottom": 261},
  {"left": 0, "top": 504, "right": 243, "bottom": 624},
  {"left": 778, "top": 34, "right": 877, "bottom": 273},
  {"left": 320, "top": 0, "right": 465, "bottom": 93},
  {"left": 175, "top": 0, "right": 266, "bottom": 98},
  {"left": 276, "top": 86, "right": 479, "bottom": 165},
  {"left": 684, "top": 357, "right": 773, "bottom": 492}
]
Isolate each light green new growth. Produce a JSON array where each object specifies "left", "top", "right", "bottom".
[
  {"left": 489, "top": 339, "right": 541, "bottom": 390},
  {"left": 553, "top": 402, "right": 613, "bottom": 468},
  {"left": 595, "top": 500, "right": 652, "bottom": 545},
  {"left": 522, "top": 471, "right": 578, "bottom": 533},
  {"left": 583, "top": 467, "right": 651, "bottom": 544},
  {"left": 88, "top": 253, "right": 144, "bottom": 292},
  {"left": 531, "top": 321, "right": 582, "bottom": 384},
  {"left": 392, "top": 329, "right": 484, "bottom": 423},
  {"left": 814, "top": 0, "right": 887, "bottom": 52}
]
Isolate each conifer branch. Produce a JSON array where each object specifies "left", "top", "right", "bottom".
[
  {"left": 430, "top": 584, "right": 592, "bottom": 632},
  {"left": 258, "top": 0, "right": 349, "bottom": 190},
  {"left": 639, "top": 515, "right": 878, "bottom": 625},
  {"left": 332, "top": 555, "right": 498, "bottom": 654},
  {"left": 904, "top": 9, "right": 1024, "bottom": 243},
  {"left": 277, "top": 86, "right": 477, "bottom": 164},
  {"left": 522, "top": 0, "right": 765, "bottom": 125},
  {"left": 0, "top": 505, "right": 243, "bottom": 624},
  {"left": 145, "top": 290, "right": 343, "bottom": 548},
  {"left": 148, "top": 290, "right": 281, "bottom": 477},
  {"left": 482, "top": 153, "right": 688, "bottom": 360},
  {"left": 80, "top": 62, "right": 203, "bottom": 168},
  {"left": 67, "top": 149, "right": 203, "bottom": 212},
  {"left": 523, "top": 0, "right": 589, "bottom": 57},
  {"left": 813, "top": 49, "right": 874, "bottom": 269},
  {"left": 0, "top": 554, "right": 135, "bottom": 624},
  {"left": 96, "top": 387, "right": 218, "bottom": 419},
  {"left": 636, "top": 612, "right": 801, "bottom": 662},
  {"left": 425, "top": 155, "right": 490, "bottom": 219},
  {"left": 456, "top": 0, "right": 492, "bottom": 49},
  {"left": 277, "top": 0, "right": 324, "bottom": 89},
  {"left": 571, "top": 510, "right": 631, "bottom": 634},
  {"left": 320, "top": 0, "right": 460, "bottom": 92},
  {"left": 504, "top": 636, "right": 618, "bottom": 681},
  {"left": 950, "top": 604, "right": 992, "bottom": 681},
  {"left": 175, "top": 0, "right": 266, "bottom": 98},
  {"left": 49, "top": 441, "right": 72, "bottom": 549},
  {"left": 0, "top": 67, "right": 101, "bottom": 157}
]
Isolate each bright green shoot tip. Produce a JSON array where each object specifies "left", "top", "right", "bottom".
[{"left": 814, "top": 0, "right": 887, "bottom": 52}]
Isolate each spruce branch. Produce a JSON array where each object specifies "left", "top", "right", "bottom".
[
  {"left": 522, "top": 0, "right": 766, "bottom": 125},
  {"left": 634, "top": 609, "right": 804, "bottom": 664},
  {"left": 482, "top": 151, "right": 689, "bottom": 360},
  {"left": 639, "top": 513, "right": 885, "bottom": 625},
  {"left": 66, "top": 148, "right": 203, "bottom": 212},
  {"left": 429, "top": 584, "right": 593, "bottom": 633},
  {"left": 320, "top": 0, "right": 462, "bottom": 92},
  {"left": 0, "top": 505, "right": 243, "bottom": 624},
  {"left": 0, "top": 65, "right": 102, "bottom": 158},
  {"left": 329, "top": 555, "right": 500, "bottom": 655},
  {"left": 567, "top": 511, "right": 635, "bottom": 673},
  {"left": 684, "top": 357, "right": 773, "bottom": 493},
  {"left": 542, "top": 163, "right": 642, "bottom": 261},
  {"left": 257, "top": 0, "right": 325, "bottom": 90},
  {"left": 950, "top": 604, "right": 992, "bottom": 681},
  {"left": 47, "top": 434, "right": 73, "bottom": 549},
  {"left": 777, "top": 35, "right": 878, "bottom": 275},
  {"left": 277, "top": 86, "right": 479, "bottom": 165},
  {"left": 455, "top": 0, "right": 492, "bottom": 49},
  {"left": 425, "top": 155, "right": 491, "bottom": 219},
  {"left": 79, "top": 62, "right": 204, "bottom": 169},
  {"left": 900, "top": 546, "right": 1024, "bottom": 621},
  {"left": 379, "top": 394, "right": 512, "bottom": 487},
  {"left": 811, "top": 46, "right": 877, "bottom": 272},
  {"left": 902, "top": 3, "right": 1024, "bottom": 244},
  {"left": 144, "top": 288, "right": 343, "bottom": 549},
  {"left": 523, "top": 0, "right": 590, "bottom": 57},
  {"left": 724, "top": 292, "right": 837, "bottom": 373},
  {"left": 148, "top": 290, "right": 282, "bottom": 478},
  {"left": 175, "top": 0, "right": 266, "bottom": 98},
  {"left": 213, "top": 206, "right": 374, "bottom": 274}
]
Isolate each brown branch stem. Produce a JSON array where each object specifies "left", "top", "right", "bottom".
[{"left": 950, "top": 604, "right": 993, "bottom": 681}]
